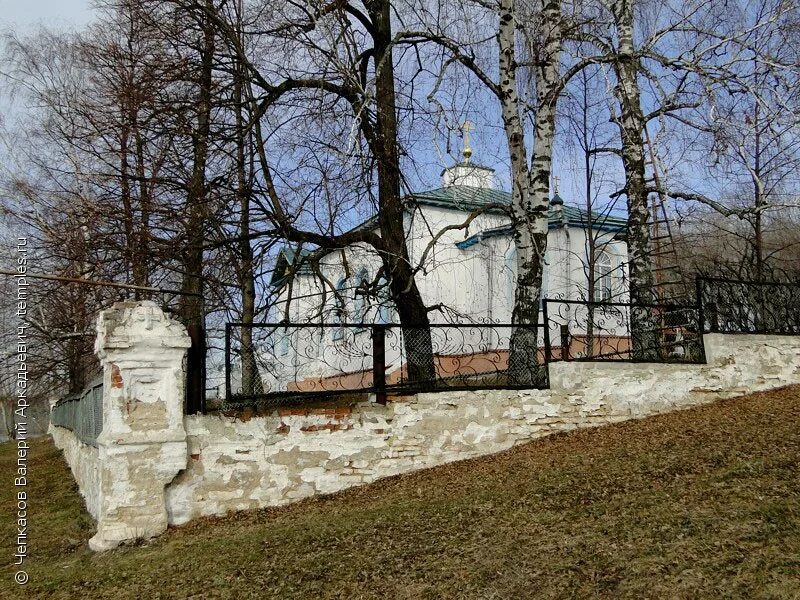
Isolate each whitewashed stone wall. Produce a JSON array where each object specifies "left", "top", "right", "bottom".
[
  {"left": 49, "top": 426, "right": 101, "bottom": 519},
  {"left": 165, "top": 333, "right": 800, "bottom": 526},
  {"left": 50, "top": 301, "right": 191, "bottom": 551}
]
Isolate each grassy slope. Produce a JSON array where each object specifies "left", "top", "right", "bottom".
[{"left": 1, "top": 387, "right": 799, "bottom": 600}]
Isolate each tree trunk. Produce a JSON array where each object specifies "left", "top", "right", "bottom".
[
  {"left": 583, "top": 74, "right": 596, "bottom": 357},
  {"left": 180, "top": 0, "right": 214, "bottom": 412},
  {"left": 127, "top": 10, "right": 150, "bottom": 292},
  {"left": 133, "top": 126, "right": 151, "bottom": 291},
  {"left": 612, "top": 0, "right": 659, "bottom": 360},
  {"left": 501, "top": 0, "right": 560, "bottom": 385},
  {"left": 118, "top": 115, "right": 137, "bottom": 293},
  {"left": 233, "top": 1, "right": 262, "bottom": 397},
  {"left": 369, "top": 0, "right": 435, "bottom": 384},
  {"left": 752, "top": 99, "right": 766, "bottom": 329}
]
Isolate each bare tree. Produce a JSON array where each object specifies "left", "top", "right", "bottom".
[
  {"left": 560, "top": 64, "right": 625, "bottom": 354},
  {"left": 2, "top": 0, "right": 232, "bottom": 406},
  {"left": 177, "top": 0, "right": 440, "bottom": 381},
  {"left": 635, "top": 0, "right": 800, "bottom": 284},
  {"left": 406, "top": 0, "right": 616, "bottom": 380}
]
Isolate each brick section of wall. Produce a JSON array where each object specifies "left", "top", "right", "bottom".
[{"left": 165, "top": 334, "right": 800, "bottom": 526}]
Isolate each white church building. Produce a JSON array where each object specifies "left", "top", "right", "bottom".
[{"left": 260, "top": 149, "right": 629, "bottom": 393}]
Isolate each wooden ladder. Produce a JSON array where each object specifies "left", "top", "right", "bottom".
[{"left": 644, "top": 129, "right": 690, "bottom": 305}]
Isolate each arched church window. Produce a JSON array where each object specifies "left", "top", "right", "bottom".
[{"left": 594, "top": 251, "right": 613, "bottom": 302}]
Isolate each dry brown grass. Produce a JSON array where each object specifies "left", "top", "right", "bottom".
[{"left": 2, "top": 386, "right": 799, "bottom": 599}]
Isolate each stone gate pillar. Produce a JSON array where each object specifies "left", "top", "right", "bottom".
[{"left": 90, "top": 301, "right": 191, "bottom": 551}]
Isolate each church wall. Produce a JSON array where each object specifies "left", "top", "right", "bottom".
[
  {"left": 404, "top": 205, "right": 626, "bottom": 326},
  {"left": 543, "top": 227, "right": 571, "bottom": 300},
  {"left": 264, "top": 243, "right": 390, "bottom": 392},
  {"left": 540, "top": 226, "right": 631, "bottom": 349},
  {"left": 568, "top": 228, "right": 629, "bottom": 303},
  {"left": 542, "top": 224, "right": 628, "bottom": 305},
  {"left": 406, "top": 204, "right": 508, "bottom": 321},
  {"left": 486, "top": 235, "right": 516, "bottom": 322}
]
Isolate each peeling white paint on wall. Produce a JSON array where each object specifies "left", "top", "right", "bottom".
[{"left": 50, "top": 426, "right": 101, "bottom": 518}]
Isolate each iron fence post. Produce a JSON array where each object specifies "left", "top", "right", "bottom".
[
  {"left": 542, "top": 300, "right": 552, "bottom": 364},
  {"left": 185, "top": 322, "right": 206, "bottom": 414},
  {"left": 709, "top": 300, "right": 719, "bottom": 333},
  {"left": 372, "top": 325, "right": 387, "bottom": 405},
  {"left": 225, "top": 323, "right": 232, "bottom": 405},
  {"left": 560, "top": 324, "right": 571, "bottom": 361}
]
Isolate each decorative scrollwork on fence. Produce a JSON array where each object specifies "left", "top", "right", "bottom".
[
  {"left": 395, "top": 324, "right": 546, "bottom": 390},
  {"left": 225, "top": 322, "right": 546, "bottom": 409},
  {"left": 542, "top": 300, "right": 705, "bottom": 363},
  {"left": 229, "top": 324, "right": 376, "bottom": 401},
  {"left": 698, "top": 278, "right": 800, "bottom": 335}
]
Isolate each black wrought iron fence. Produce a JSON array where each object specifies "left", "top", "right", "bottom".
[
  {"left": 50, "top": 376, "right": 104, "bottom": 447},
  {"left": 542, "top": 299, "right": 705, "bottom": 363},
  {"left": 223, "top": 279, "right": 800, "bottom": 409},
  {"left": 696, "top": 277, "right": 800, "bottom": 335},
  {"left": 224, "top": 322, "right": 547, "bottom": 409}
]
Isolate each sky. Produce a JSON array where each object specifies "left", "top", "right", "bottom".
[
  {"left": 0, "top": 0, "right": 590, "bottom": 206},
  {"left": 0, "top": 0, "right": 631, "bottom": 219},
  {"left": 0, "top": 0, "right": 94, "bottom": 32}
]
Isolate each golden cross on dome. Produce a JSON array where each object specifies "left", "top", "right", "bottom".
[
  {"left": 462, "top": 121, "right": 474, "bottom": 163},
  {"left": 552, "top": 175, "right": 560, "bottom": 195}
]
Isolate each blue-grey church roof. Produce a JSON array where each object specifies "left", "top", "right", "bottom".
[
  {"left": 411, "top": 186, "right": 627, "bottom": 249},
  {"left": 271, "top": 185, "right": 627, "bottom": 286}
]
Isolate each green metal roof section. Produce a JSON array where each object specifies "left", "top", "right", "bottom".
[
  {"left": 557, "top": 203, "right": 628, "bottom": 232},
  {"left": 269, "top": 247, "right": 314, "bottom": 288},
  {"left": 410, "top": 186, "right": 512, "bottom": 213},
  {"left": 411, "top": 186, "right": 627, "bottom": 234}
]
